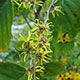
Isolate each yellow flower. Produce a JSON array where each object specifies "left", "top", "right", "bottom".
[
  {"left": 61, "top": 56, "right": 67, "bottom": 63},
  {"left": 72, "top": 65, "right": 77, "bottom": 69},
  {"left": 65, "top": 72, "right": 72, "bottom": 79},
  {"left": 56, "top": 74, "right": 65, "bottom": 80}
]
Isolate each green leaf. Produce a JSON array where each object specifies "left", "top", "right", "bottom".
[
  {"left": 0, "top": 62, "right": 27, "bottom": 80},
  {"left": 0, "top": 0, "right": 14, "bottom": 52},
  {"left": 49, "top": 0, "right": 80, "bottom": 39},
  {"left": 19, "top": 72, "right": 28, "bottom": 80},
  {"left": 0, "top": 74, "right": 15, "bottom": 80},
  {"left": 51, "top": 39, "right": 74, "bottom": 54},
  {"left": 49, "top": 0, "right": 80, "bottom": 54},
  {"left": 41, "top": 61, "right": 65, "bottom": 77}
]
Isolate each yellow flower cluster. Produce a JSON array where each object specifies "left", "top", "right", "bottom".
[
  {"left": 56, "top": 71, "right": 80, "bottom": 80},
  {"left": 57, "top": 32, "right": 71, "bottom": 44},
  {"left": 51, "top": 6, "right": 64, "bottom": 17},
  {"left": 12, "top": 0, "right": 43, "bottom": 12},
  {"left": 18, "top": 20, "right": 53, "bottom": 80}
]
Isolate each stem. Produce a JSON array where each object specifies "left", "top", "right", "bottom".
[
  {"left": 21, "top": 13, "right": 32, "bottom": 29},
  {"left": 46, "top": 0, "right": 55, "bottom": 24},
  {"left": 33, "top": 47, "right": 37, "bottom": 80}
]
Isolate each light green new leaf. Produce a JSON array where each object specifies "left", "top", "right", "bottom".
[
  {"left": 0, "top": 0, "right": 14, "bottom": 52},
  {"left": 0, "top": 62, "right": 27, "bottom": 80},
  {"left": 41, "top": 61, "right": 65, "bottom": 77}
]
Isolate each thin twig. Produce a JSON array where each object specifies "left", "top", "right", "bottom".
[
  {"left": 21, "top": 13, "right": 32, "bottom": 29},
  {"left": 46, "top": 0, "right": 55, "bottom": 24},
  {"left": 33, "top": 47, "right": 37, "bottom": 80}
]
